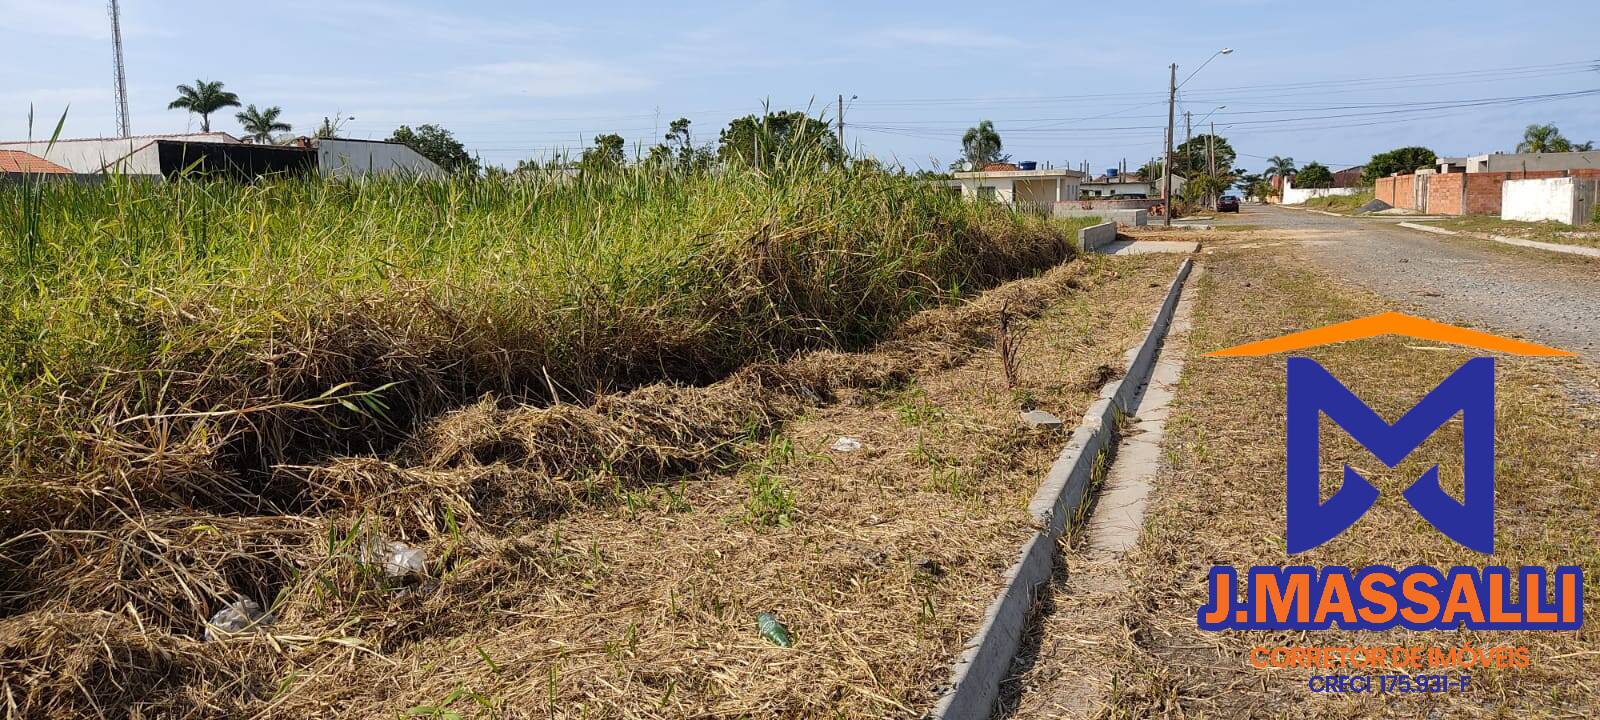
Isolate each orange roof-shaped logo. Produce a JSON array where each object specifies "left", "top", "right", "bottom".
[{"left": 1207, "top": 311, "right": 1574, "bottom": 357}]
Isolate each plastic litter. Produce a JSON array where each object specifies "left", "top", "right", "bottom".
[
  {"left": 359, "top": 537, "right": 428, "bottom": 578},
  {"left": 829, "top": 437, "right": 863, "bottom": 453},
  {"left": 204, "top": 597, "right": 269, "bottom": 641},
  {"left": 382, "top": 541, "right": 427, "bottom": 578},
  {"left": 756, "top": 611, "right": 793, "bottom": 647},
  {"left": 1019, "top": 409, "right": 1064, "bottom": 430}
]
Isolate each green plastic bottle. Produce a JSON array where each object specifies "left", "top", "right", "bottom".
[{"left": 756, "top": 612, "right": 792, "bottom": 647}]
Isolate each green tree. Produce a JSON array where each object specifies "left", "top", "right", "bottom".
[
  {"left": 1294, "top": 161, "right": 1334, "bottom": 188},
  {"left": 1136, "top": 158, "right": 1164, "bottom": 182},
  {"left": 1237, "top": 171, "right": 1264, "bottom": 199},
  {"left": 1173, "top": 133, "right": 1236, "bottom": 177},
  {"left": 1362, "top": 146, "right": 1436, "bottom": 183},
  {"left": 390, "top": 124, "right": 478, "bottom": 175},
  {"left": 1264, "top": 155, "right": 1296, "bottom": 182},
  {"left": 1575, "top": 140, "right": 1596, "bottom": 151},
  {"left": 235, "top": 105, "right": 291, "bottom": 143},
  {"left": 717, "top": 111, "right": 840, "bottom": 169},
  {"left": 646, "top": 118, "right": 714, "bottom": 172},
  {"left": 579, "top": 133, "right": 628, "bottom": 174},
  {"left": 167, "top": 79, "right": 241, "bottom": 132},
  {"left": 959, "top": 120, "right": 1007, "bottom": 170}
]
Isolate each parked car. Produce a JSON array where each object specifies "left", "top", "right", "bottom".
[{"left": 1217, "top": 195, "right": 1241, "bottom": 212}]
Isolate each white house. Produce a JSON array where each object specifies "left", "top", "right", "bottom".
[
  {"left": 1079, "top": 174, "right": 1159, "bottom": 198},
  {"left": 949, "top": 166, "right": 1084, "bottom": 211}
]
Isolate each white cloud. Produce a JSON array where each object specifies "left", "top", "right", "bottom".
[
  {"left": 863, "top": 27, "right": 1026, "bottom": 50},
  {"left": 446, "top": 61, "right": 654, "bottom": 98},
  {"left": 292, "top": 1, "right": 564, "bottom": 44}
]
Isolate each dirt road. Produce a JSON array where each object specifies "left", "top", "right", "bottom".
[{"left": 1219, "top": 205, "right": 1600, "bottom": 363}]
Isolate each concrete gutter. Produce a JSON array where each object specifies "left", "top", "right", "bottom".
[
  {"left": 1396, "top": 222, "right": 1600, "bottom": 257},
  {"left": 930, "top": 256, "right": 1194, "bottom": 720}
]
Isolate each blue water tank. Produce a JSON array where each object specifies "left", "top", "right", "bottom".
[
  {"left": 1106, "top": 168, "right": 1119, "bottom": 177},
  {"left": 1016, "top": 160, "right": 1037, "bottom": 171}
]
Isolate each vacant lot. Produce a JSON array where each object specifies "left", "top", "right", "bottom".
[
  {"left": 0, "top": 164, "right": 1185, "bottom": 717},
  {"left": 1430, "top": 215, "right": 1600, "bottom": 250},
  {"left": 1027, "top": 244, "right": 1600, "bottom": 718}
]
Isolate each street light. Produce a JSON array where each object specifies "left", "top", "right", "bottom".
[
  {"left": 1197, "top": 105, "right": 1226, "bottom": 124},
  {"left": 1164, "top": 49, "right": 1234, "bottom": 226}
]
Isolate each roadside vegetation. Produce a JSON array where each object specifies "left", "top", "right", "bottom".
[
  {"left": 1430, "top": 214, "right": 1600, "bottom": 250},
  {"left": 0, "top": 143, "right": 1140, "bottom": 716},
  {"left": 1301, "top": 190, "right": 1375, "bottom": 213}
]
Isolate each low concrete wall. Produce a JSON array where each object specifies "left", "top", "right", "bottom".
[
  {"left": 1283, "top": 185, "right": 1360, "bottom": 205},
  {"left": 1057, "top": 206, "right": 1147, "bottom": 226},
  {"left": 1077, "top": 221, "right": 1118, "bottom": 252},
  {"left": 1502, "top": 177, "right": 1597, "bottom": 225},
  {"left": 1062, "top": 197, "right": 1158, "bottom": 211}
]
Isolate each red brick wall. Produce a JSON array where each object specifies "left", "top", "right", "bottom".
[
  {"left": 1427, "top": 173, "right": 1464, "bottom": 215},
  {"left": 1375, "top": 177, "right": 1394, "bottom": 206},
  {"left": 1374, "top": 169, "right": 1600, "bottom": 216},
  {"left": 1394, "top": 174, "right": 1415, "bottom": 210}
]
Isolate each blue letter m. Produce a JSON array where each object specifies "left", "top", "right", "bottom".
[{"left": 1286, "top": 357, "right": 1494, "bottom": 554}]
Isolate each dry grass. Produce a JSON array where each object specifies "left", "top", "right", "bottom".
[
  {"left": 0, "top": 251, "right": 1186, "bottom": 718},
  {"left": 1036, "top": 245, "right": 1600, "bottom": 718},
  {"left": 1429, "top": 215, "right": 1600, "bottom": 250}
]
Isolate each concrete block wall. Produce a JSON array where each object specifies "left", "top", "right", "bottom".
[
  {"left": 1055, "top": 206, "right": 1147, "bottom": 226},
  {"left": 1502, "top": 177, "right": 1599, "bottom": 225},
  {"left": 1077, "top": 221, "right": 1118, "bottom": 252}
]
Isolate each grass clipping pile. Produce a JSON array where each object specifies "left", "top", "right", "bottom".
[{"left": 0, "top": 252, "right": 1184, "bottom": 718}]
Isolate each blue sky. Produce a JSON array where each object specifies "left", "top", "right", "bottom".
[{"left": 3, "top": 0, "right": 1598, "bottom": 174}]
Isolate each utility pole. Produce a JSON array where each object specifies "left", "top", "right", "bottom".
[
  {"left": 836, "top": 94, "right": 845, "bottom": 154},
  {"left": 1163, "top": 63, "right": 1176, "bottom": 227},
  {"left": 1208, "top": 121, "right": 1217, "bottom": 209},
  {"left": 108, "top": 0, "right": 131, "bottom": 138}
]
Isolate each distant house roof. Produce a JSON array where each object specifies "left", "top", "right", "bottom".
[
  {"left": 981, "top": 162, "right": 1019, "bottom": 171},
  {"left": 0, "top": 131, "right": 241, "bottom": 146},
  {"left": 0, "top": 149, "right": 71, "bottom": 174}
]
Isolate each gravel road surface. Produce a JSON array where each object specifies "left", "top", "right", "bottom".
[{"left": 1220, "top": 205, "right": 1600, "bottom": 363}]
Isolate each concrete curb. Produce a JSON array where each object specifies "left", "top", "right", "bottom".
[
  {"left": 1398, "top": 221, "right": 1457, "bottom": 235},
  {"left": 1077, "top": 221, "right": 1118, "bottom": 252},
  {"left": 1483, "top": 234, "right": 1600, "bottom": 258},
  {"left": 930, "top": 256, "right": 1195, "bottom": 720},
  {"left": 1396, "top": 221, "right": 1600, "bottom": 257}
]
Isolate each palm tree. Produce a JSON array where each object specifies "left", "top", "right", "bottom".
[
  {"left": 960, "top": 120, "right": 1006, "bottom": 169},
  {"left": 1265, "top": 155, "right": 1296, "bottom": 181},
  {"left": 168, "top": 79, "right": 241, "bottom": 132},
  {"left": 236, "top": 105, "right": 291, "bottom": 143},
  {"left": 1517, "top": 123, "right": 1572, "bottom": 153}
]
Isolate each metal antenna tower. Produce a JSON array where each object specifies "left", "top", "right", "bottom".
[{"left": 109, "top": 0, "right": 131, "bottom": 137}]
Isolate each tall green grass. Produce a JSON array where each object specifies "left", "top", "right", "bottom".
[{"left": 0, "top": 160, "right": 1086, "bottom": 526}]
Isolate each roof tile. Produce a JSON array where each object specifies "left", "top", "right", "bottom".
[{"left": 0, "top": 150, "right": 72, "bottom": 174}]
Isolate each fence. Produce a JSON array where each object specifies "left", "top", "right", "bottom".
[{"left": 1376, "top": 169, "right": 1600, "bottom": 216}]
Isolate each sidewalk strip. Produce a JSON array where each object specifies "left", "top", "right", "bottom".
[{"left": 930, "top": 257, "right": 1194, "bottom": 719}]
